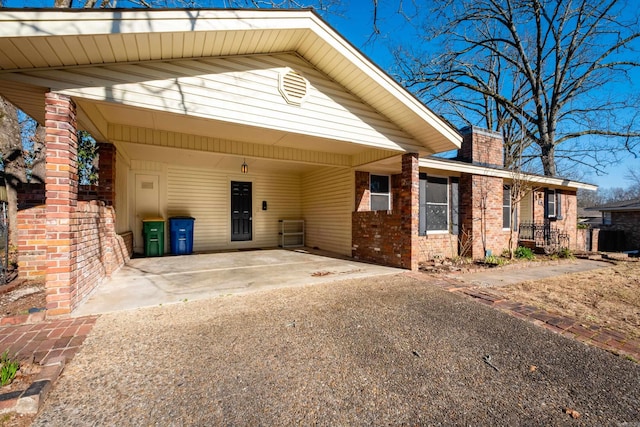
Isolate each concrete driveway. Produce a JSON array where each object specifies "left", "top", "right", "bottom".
[{"left": 72, "top": 248, "right": 399, "bottom": 316}]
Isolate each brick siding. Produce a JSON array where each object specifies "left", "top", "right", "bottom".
[
  {"left": 595, "top": 211, "right": 640, "bottom": 251},
  {"left": 459, "top": 174, "right": 511, "bottom": 258},
  {"left": 458, "top": 126, "right": 504, "bottom": 167},
  {"left": 17, "top": 93, "right": 127, "bottom": 315},
  {"left": 352, "top": 153, "right": 418, "bottom": 270},
  {"left": 416, "top": 234, "right": 459, "bottom": 261}
]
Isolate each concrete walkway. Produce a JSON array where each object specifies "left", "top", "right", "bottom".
[
  {"left": 73, "top": 248, "right": 400, "bottom": 316},
  {"left": 445, "top": 258, "right": 612, "bottom": 288}
]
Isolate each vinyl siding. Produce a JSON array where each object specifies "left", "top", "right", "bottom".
[
  {"left": 10, "top": 53, "right": 416, "bottom": 151},
  {"left": 520, "top": 192, "right": 533, "bottom": 223},
  {"left": 166, "top": 165, "right": 301, "bottom": 251},
  {"left": 301, "top": 167, "right": 353, "bottom": 256}
]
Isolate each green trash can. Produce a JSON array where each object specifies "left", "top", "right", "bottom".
[{"left": 142, "top": 217, "right": 165, "bottom": 257}]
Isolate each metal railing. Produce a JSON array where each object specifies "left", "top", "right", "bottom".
[{"left": 518, "top": 221, "right": 569, "bottom": 253}]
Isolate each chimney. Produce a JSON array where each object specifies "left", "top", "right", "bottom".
[{"left": 457, "top": 126, "right": 504, "bottom": 168}]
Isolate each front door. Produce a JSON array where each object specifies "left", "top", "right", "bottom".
[{"left": 231, "top": 181, "right": 252, "bottom": 241}]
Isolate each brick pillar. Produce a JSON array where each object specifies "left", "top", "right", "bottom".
[
  {"left": 44, "top": 92, "right": 78, "bottom": 316},
  {"left": 97, "top": 142, "right": 116, "bottom": 207},
  {"left": 400, "top": 153, "right": 419, "bottom": 270}
]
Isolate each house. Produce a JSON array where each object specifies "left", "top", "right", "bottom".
[
  {"left": 585, "top": 198, "right": 640, "bottom": 252},
  {"left": 0, "top": 8, "right": 595, "bottom": 315}
]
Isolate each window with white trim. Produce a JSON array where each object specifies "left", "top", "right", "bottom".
[
  {"left": 503, "top": 185, "right": 511, "bottom": 229},
  {"left": 370, "top": 174, "right": 390, "bottom": 211},
  {"left": 419, "top": 175, "right": 449, "bottom": 233}
]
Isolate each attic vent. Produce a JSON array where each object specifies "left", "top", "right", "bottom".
[{"left": 279, "top": 69, "right": 308, "bottom": 105}]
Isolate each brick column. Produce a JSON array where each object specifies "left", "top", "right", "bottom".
[
  {"left": 97, "top": 142, "right": 116, "bottom": 207},
  {"left": 400, "top": 153, "right": 419, "bottom": 270},
  {"left": 44, "top": 92, "right": 78, "bottom": 315}
]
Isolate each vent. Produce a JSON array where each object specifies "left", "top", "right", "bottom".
[{"left": 279, "top": 69, "right": 308, "bottom": 105}]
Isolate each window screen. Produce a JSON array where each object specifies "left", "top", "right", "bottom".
[
  {"left": 503, "top": 185, "right": 511, "bottom": 229},
  {"left": 370, "top": 175, "right": 390, "bottom": 211},
  {"left": 426, "top": 176, "right": 448, "bottom": 231}
]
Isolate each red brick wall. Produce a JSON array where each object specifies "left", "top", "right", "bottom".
[
  {"left": 16, "top": 205, "right": 47, "bottom": 279},
  {"left": 352, "top": 153, "right": 419, "bottom": 269},
  {"left": 557, "top": 190, "right": 578, "bottom": 250},
  {"left": 459, "top": 174, "right": 511, "bottom": 259},
  {"left": 38, "top": 93, "right": 129, "bottom": 315},
  {"left": 458, "top": 127, "right": 504, "bottom": 167},
  {"left": 596, "top": 211, "right": 640, "bottom": 251},
  {"left": 16, "top": 200, "right": 130, "bottom": 307},
  {"left": 355, "top": 171, "right": 370, "bottom": 212},
  {"left": 74, "top": 201, "right": 130, "bottom": 308},
  {"left": 416, "top": 234, "right": 459, "bottom": 261},
  {"left": 530, "top": 188, "right": 579, "bottom": 250},
  {"left": 352, "top": 211, "right": 408, "bottom": 267},
  {"left": 97, "top": 143, "right": 116, "bottom": 206}
]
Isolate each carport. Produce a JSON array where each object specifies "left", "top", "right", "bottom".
[{"left": 72, "top": 248, "right": 400, "bottom": 316}]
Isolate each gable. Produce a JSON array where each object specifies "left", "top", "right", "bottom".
[
  {"left": 2, "top": 53, "right": 419, "bottom": 154},
  {"left": 0, "top": 9, "right": 461, "bottom": 155}
]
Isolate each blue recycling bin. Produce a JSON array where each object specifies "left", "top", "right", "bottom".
[{"left": 169, "top": 216, "right": 195, "bottom": 255}]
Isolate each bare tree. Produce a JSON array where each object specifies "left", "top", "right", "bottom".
[{"left": 394, "top": 0, "right": 640, "bottom": 177}]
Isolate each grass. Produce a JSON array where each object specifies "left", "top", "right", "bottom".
[{"left": 498, "top": 261, "right": 640, "bottom": 339}]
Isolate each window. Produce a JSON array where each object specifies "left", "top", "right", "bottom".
[
  {"left": 546, "top": 189, "right": 556, "bottom": 218},
  {"left": 419, "top": 175, "right": 449, "bottom": 234},
  {"left": 503, "top": 185, "right": 511, "bottom": 229},
  {"left": 370, "top": 174, "right": 390, "bottom": 211},
  {"left": 603, "top": 211, "right": 612, "bottom": 225},
  {"left": 545, "top": 189, "right": 562, "bottom": 219}
]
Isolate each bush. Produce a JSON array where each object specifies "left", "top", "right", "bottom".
[
  {"left": 556, "top": 248, "right": 574, "bottom": 259},
  {"left": 484, "top": 254, "right": 507, "bottom": 266},
  {"left": 0, "top": 351, "right": 19, "bottom": 387},
  {"left": 514, "top": 246, "right": 536, "bottom": 260}
]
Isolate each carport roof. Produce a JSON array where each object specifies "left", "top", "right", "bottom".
[{"left": 0, "top": 8, "right": 461, "bottom": 155}]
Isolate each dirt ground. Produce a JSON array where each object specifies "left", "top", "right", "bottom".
[
  {"left": 493, "top": 260, "right": 640, "bottom": 340},
  {"left": 0, "top": 281, "right": 46, "bottom": 318}
]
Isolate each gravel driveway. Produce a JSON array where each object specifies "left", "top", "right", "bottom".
[{"left": 34, "top": 274, "right": 639, "bottom": 426}]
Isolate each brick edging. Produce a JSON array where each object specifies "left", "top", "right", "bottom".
[
  {"left": 407, "top": 272, "right": 640, "bottom": 363},
  {"left": 0, "top": 355, "right": 66, "bottom": 415},
  {"left": 0, "top": 310, "right": 47, "bottom": 327}
]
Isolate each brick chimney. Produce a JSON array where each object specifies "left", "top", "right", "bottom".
[{"left": 457, "top": 126, "right": 504, "bottom": 168}]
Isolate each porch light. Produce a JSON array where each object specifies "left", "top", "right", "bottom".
[{"left": 241, "top": 159, "right": 248, "bottom": 174}]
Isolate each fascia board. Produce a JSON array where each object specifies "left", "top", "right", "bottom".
[{"left": 419, "top": 158, "right": 598, "bottom": 191}]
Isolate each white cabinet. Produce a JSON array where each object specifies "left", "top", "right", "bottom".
[{"left": 279, "top": 220, "right": 304, "bottom": 248}]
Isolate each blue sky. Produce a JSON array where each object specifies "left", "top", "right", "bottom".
[{"left": 3, "top": 0, "right": 639, "bottom": 190}]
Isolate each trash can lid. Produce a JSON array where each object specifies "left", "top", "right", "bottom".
[
  {"left": 142, "top": 217, "right": 165, "bottom": 222},
  {"left": 169, "top": 216, "right": 195, "bottom": 220}
]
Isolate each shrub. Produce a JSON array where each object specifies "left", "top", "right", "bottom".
[
  {"left": 514, "top": 246, "right": 536, "bottom": 261},
  {"left": 556, "top": 248, "right": 574, "bottom": 259},
  {"left": 484, "top": 254, "right": 507, "bottom": 266},
  {"left": 0, "top": 351, "right": 19, "bottom": 387}
]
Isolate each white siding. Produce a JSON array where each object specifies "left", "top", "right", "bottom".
[
  {"left": 301, "top": 167, "right": 353, "bottom": 256},
  {"left": 12, "top": 54, "right": 417, "bottom": 151},
  {"left": 166, "top": 165, "right": 301, "bottom": 251},
  {"left": 520, "top": 191, "right": 533, "bottom": 223}
]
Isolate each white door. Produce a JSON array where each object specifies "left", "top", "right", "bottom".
[{"left": 135, "top": 174, "right": 160, "bottom": 254}]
